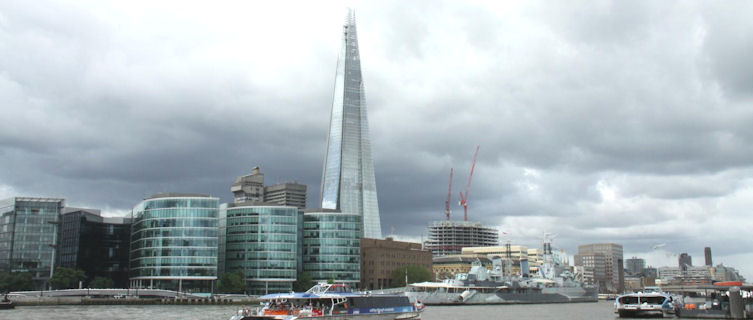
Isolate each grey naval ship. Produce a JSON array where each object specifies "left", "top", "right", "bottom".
[{"left": 404, "top": 239, "right": 598, "bottom": 305}]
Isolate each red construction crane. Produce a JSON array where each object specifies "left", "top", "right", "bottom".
[
  {"left": 444, "top": 168, "right": 453, "bottom": 220},
  {"left": 458, "top": 145, "right": 480, "bottom": 221}
]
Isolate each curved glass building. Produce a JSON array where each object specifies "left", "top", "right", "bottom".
[
  {"left": 222, "top": 204, "right": 300, "bottom": 294},
  {"left": 129, "top": 193, "right": 219, "bottom": 292},
  {"left": 302, "top": 210, "right": 361, "bottom": 284}
]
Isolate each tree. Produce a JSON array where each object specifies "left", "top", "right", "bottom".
[
  {"left": 217, "top": 270, "right": 246, "bottom": 294},
  {"left": 89, "top": 276, "right": 115, "bottom": 289},
  {"left": 50, "top": 267, "right": 87, "bottom": 289},
  {"left": 293, "top": 272, "right": 313, "bottom": 292},
  {"left": 390, "top": 265, "right": 432, "bottom": 288},
  {"left": 0, "top": 272, "right": 33, "bottom": 292}
]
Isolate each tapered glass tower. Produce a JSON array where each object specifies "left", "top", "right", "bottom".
[{"left": 320, "top": 10, "right": 382, "bottom": 239}]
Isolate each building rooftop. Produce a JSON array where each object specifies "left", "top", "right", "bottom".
[{"left": 146, "top": 193, "right": 210, "bottom": 200}]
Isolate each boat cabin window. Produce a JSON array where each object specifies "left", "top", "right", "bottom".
[
  {"left": 619, "top": 296, "right": 639, "bottom": 304},
  {"left": 642, "top": 296, "right": 666, "bottom": 304}
]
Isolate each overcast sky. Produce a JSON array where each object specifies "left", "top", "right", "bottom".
[{"left": 2, "top": 1, "right": 753, "bottom": 278}]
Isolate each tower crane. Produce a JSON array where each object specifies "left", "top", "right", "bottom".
[
  {"left": 458, "top": 145, "right": 480, "bottom": 221},
  {"left": 444, "top": 168, "right": 453, "bottom": 220}
]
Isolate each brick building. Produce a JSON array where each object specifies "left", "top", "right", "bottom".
[{"left": 360, "top": 238, "right": 432, "bottom": 290}]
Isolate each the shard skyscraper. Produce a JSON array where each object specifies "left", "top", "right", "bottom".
[{"left": 320, "top": 10, "right": 382, "bottom": 239}]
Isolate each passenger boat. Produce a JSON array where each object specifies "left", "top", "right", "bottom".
[
  {"left": 229, "top": 283, "right": 423, "bottom": 320},
  {"left": 614, "top": 288, "right": 674, "bottom": 318}
]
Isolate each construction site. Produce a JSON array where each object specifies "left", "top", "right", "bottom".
[{"left": 423, "top": 145, "right": 500, "bottom": 256}]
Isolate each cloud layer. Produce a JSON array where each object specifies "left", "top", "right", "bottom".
[{"left": 2, "top": 1, "right": 752, "bottom": 278}]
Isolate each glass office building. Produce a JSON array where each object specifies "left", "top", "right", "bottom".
[
  {"left": 58, "top": 208, "right": 131, "bottom": 288},
  {"left": 320, "top": 9, "right": 382, "bottom": 239},
  {"left": 0, "top": 197, "right": 64, "bottom": 289},
  {"left": 302, "top": 210, "right": 361, "bottom": 284},
  {"left": 222, "top": 204, "right": 300, "bottom": 294},
  {"left": 129, "top": 193, "right": 218, "bottom": 292}
]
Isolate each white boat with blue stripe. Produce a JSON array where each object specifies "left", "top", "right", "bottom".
[{"left": 230, "top": 283, "right": 423, "bottom": 320}]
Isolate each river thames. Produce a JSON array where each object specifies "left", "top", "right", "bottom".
[{"left": 1, "top": 301, "right": 630, "bottom": 319}]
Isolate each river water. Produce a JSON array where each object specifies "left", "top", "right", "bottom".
[{"left": 3, "top": 301, "right": 628, "bottom": 320}]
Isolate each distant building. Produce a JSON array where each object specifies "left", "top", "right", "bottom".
[
  {"left": 625, "top": 257, "right": 645, "bottom": 276},
  {"left": 231, "top": 167, "right": 307, "bottom": 209},
  {"left": 574, "top": 243, "right": 623, "bottom": 293},
  {"left": 644, "top": 266, "right": 658, "bottom": 279},
  {"left": 221, "top": 203, "right": 301, "bottom": 294},
  {"left": 264, "top": 183, "right": 307, "bottom": 209},
  {"left": 712, "top": 264, "right": 746, "bottom": 282},
  {"left": 129, "top": 193, "right": 219, "bottom": 292},
  {"left": 360, "top": 237, "right": 432, "bottom": 290},
  {"left": 461, "top": 244, "right": 530, "bottom": 276},
  {"left": 232, "top": 167, "right": 265, "bottom": 203},
  {"left": 0, "top": 197, "right": 64, "bottom": 289},
  {"left": 58, "top": 208, "right": 131, "bottom": 288},
  {"left": 658, "top": 265, "right": 713, "bottom": 286},
  {"left": 527, "top": 248, "right": 542, "bottom": 273},
  {"left": 424, "top": 221, "right": 499, "bottom": 256},
  {"left": 432, "top": 254, "right": 492, "bottom": 280},
  {"left": 678, "top": 253, "right": 692, "bottom": 270},
  {"left": 704, "top": 247, "right": 713, "bottom": 267},
  {"left": 624, "top": 276, "right": 644, "bottom": 292},
  {"left": 302, "top": 209, "right": 361, "bottom": 285}
]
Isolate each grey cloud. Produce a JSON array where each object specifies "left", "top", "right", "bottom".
[{"left": 3, "top": 0, "right": 753, "bottom": 278}]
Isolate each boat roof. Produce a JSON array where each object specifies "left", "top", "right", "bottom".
[
  {"left": 617, "top": 292, "right": 670, "bottom": 298},
  {"left": 258, "top": 292, "right": 360, "bottom": 300}
]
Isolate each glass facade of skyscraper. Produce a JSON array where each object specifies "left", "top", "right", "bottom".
[
  {"left": 129, "top": 194, "right": 218, "bottom": 292},
  {"left": 302, "top": 211, "right": 361, "bottom": 284},
  {"left": 222, "top": 204, "right": 300, "bottom": 294},
  {"left": 320, "top": 9, "right": 382, "bottom": 239},
  {"left": 0, "top": 197, "right": 64, "bottom": 289},
  {"left": 58, "top": 208, "right": 131, "bottom": 288}
]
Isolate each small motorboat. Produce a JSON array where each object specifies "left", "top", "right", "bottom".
[{"left": 0, "top": 295, "right": 15, "bottom": 310}]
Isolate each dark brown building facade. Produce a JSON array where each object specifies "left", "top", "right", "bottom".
[{"left": 360, "top": 237, "right": 433, "bottom": 290}]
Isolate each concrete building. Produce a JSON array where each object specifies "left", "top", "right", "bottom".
[
  {"left": 129, "top": 193, "right": 219, "bottom": 292},
  {"left": 360, "top": 237, "right": 432, "bottom": 290},
  {"left": 625, "top": 257, "right": 645, "bottom": 276},
  {"left": 0, "top": 197, "right": 64, "bottom": 289},
  {"left": 432, "top": 254, "right": 492, "bottom": 280},
  {"left": 574, "top": 243, "right": 623, "bottom": 293},
  {"left": 424, "top": 221, "right": 499, "bottom": 256},
  {"left": 221, "top": 203, "right": 301, "bottom": 294},
  {"left": 704, "top": 247, "right": 713, "bottom": 267},
  {"left": 712, "top": 264, "right": 746, "bottom": 282},
  {"left": 574, "top": 252, "right": 607, "bottom": 288},
  {"left": 232, "top": 167, "right": 265, "bottom": 203},
  {"left": 264, "top": 183, "right": 307, "bottom": 209},
  {"left": 58, "top": 208, "right": 131, "bottom": 288},
  {"left": 678, "top": 253, "right": 692, "bottom": 270},
  {"left": 658, "top": 265, "right": 713, "bottom": 286},
  {"left": 231, "top": 167, "right": 307, "bottom": 209},
  {"left": 319, "top": 10, "right": 382, "bottom": 239}
]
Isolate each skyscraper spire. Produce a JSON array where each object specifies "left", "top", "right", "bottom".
[{"left": 320, "top": 9, "right": 382, "bottom": 239}]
